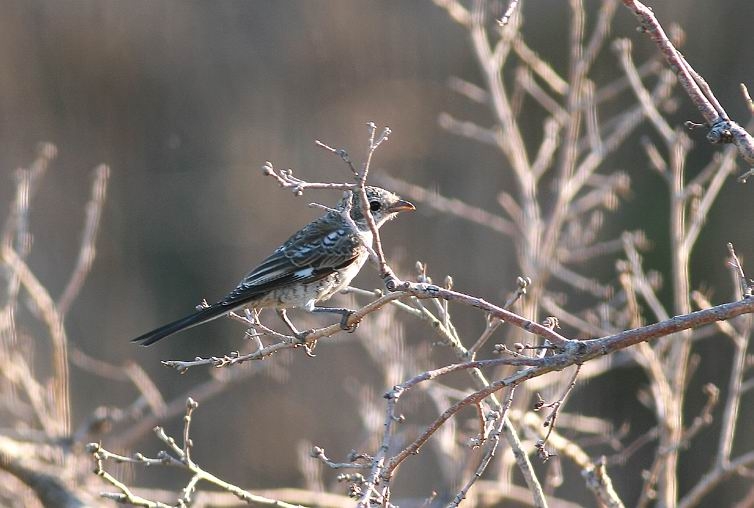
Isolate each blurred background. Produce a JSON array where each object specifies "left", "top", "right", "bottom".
[{"left": 1, "top": 1, "right": 754, "bottom": 506}]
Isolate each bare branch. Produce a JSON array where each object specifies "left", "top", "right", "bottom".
[
  {"left": 88, "top": 399, "right": 303, "bottom": 508},
  {"left": 57, "top": 164, "right": 110, "bottom": 316},
  {"left": 621, "top": 0, "right": 754, "bottom": 168}
]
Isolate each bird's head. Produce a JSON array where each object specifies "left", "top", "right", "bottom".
[{"left": 339, "top": 186, "right": 415, "bottom": 229}]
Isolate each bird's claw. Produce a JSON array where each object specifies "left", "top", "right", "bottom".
[
  {"left": 303, "top": 341, "right": 317, "bottom": 357},
  {"left": 292, "top": 330, "right": 318, "bottom": 357},
  {"left": 294, "top": 329, "right": 315, "bottom": 343},
  {"left": 339, "top": 311, "right": 358, "bottom": 333}
]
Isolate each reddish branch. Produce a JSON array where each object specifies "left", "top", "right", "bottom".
[{"left": 351, "top": 274, "right": 754, "bottom": 486}]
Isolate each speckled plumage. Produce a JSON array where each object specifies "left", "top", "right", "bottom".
[{"left": 132, "top": 187, "right": 414, "bottom": 346}]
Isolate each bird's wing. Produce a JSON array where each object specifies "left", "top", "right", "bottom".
[{"left": 220, "top": 214, "right": 364, "bottom": 307}]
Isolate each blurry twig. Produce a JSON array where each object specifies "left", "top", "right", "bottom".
[
  {"left": 727, "top": 243, "right": 752, "bottom": 299},
  {"left": 1, "top": 245, "right": 70, "bottom": 437},
  {"left": 57, "top": 164, "right": 110, "bottom": 316}
]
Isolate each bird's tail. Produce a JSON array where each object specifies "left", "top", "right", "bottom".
[{"left": 131, "top": 303, "right": 230, "bottom": 346}]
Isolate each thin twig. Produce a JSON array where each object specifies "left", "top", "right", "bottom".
[
  {"left": 621, "top": 0, "right": 754, "bottom": 167},
  {"left": 58, "top": 164, "right": 110, "bottom": 316},
  {"left": 88, "top": 399, "right": 304, "bottom": 508}
]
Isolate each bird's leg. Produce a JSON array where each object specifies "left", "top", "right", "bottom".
[
  {"left": 276, "top": 309, "right": 313, "bottom": 342},
  {"left": 310, "top": 306, "right": 358, "bottom": 332}
]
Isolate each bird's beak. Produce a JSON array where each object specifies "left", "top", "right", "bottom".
[{"left": 389, "top": 199, "right": 416, "bottom": 213}]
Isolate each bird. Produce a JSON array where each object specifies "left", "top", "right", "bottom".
[{"left": 131, "top": 186, "right": 415, "bottom": 346}]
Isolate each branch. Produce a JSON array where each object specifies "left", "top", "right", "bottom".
[
  {"left": 621, "top": 0, "right": 754, "bottom": 168},
  {"left": 368, "top": 291, "right": 754, "bottom": 484},
  {"left": 1, "top": 245, "right": 70, "bottom": 437},
  {"left": 161, "top": 291, "right": 406, "bottom": 372},
  {"left": 57, "top": 164, "right": 110, "bottom": 316},
  {"left": 88, "top": 398, "right": 303, "bottom": 508},
  {"left": 0, "top": 437, "right": 87, "bottom": 508}
]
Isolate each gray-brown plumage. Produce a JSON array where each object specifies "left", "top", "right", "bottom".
[{"left": 132, "top": 187, "right": 414, "bottom": 346}]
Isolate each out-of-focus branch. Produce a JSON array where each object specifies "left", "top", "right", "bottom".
[
  {"left": 447, "top": 389, "right": 514, "bottom": 507},
  {"left": 1, "top": 143, "right": 58, "bottom": 334},
  {"left": 1, "top": 245, "right": 70, "bottom": 437},
  {"left": 615, "top": 38, "right": 674, "bottom": 142},
  {"left": 679, "top": 450, "right": 754, "bottom": 508},
  {"left": 522, "top": 412, "right": 625, "bottom": 508},
  {"left": 0, "top": 438, "right": 88, "bottom": 508},
  {"left": 377, "top": 174, "right": 518, "bottom": 236},
  {"left": 57, "top": 164, "right": 110, "bottom": 316}
]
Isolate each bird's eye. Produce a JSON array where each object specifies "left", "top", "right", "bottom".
[{"left": 369, "top": 201, "right": 381, "bottom": 212}]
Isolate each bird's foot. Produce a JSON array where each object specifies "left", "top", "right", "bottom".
[
  {"left": 303, "top": 341, "right": 317, "bottom": 357},
  {"left": 293, "top": 329, "right": 315, "bottom": 343},
  {"left": 339, "top": 311, "right": 358, "bottom": 333},
  {"left": 291, "top": 329, "right": 317, "bottom": 357}
]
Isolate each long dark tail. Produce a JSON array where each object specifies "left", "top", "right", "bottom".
[{"left": 131, "top": 304, "right": 230, "bottom": 346}]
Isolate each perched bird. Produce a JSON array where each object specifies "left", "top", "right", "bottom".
[{"left": 132, "top": 186, "right": 414, "bottom": 346}]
